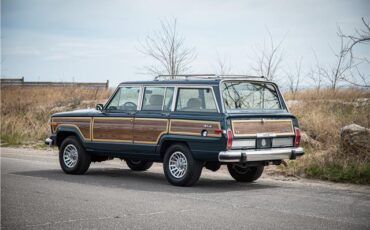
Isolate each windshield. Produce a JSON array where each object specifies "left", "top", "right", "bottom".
[{"left": 221, "top": 81, "right": 282, "bottom": 112}]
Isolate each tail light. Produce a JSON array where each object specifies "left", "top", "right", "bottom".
[
  {"left": 294, "top": 127, "right": 301, "bottom": 147},
  {"left": 227, "top": 128, "right": 233, "bottom": 150}
]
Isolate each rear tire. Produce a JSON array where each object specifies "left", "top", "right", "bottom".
[
  {"left": 125, "top": 159, "right": 153, "bottom": 171},
  {"left": 227, "top": 164, "right": 264, "bottom": 182},
  {"left": 59, "top": 136, "right": 91, "bottom": 175},
  {"left": 163, "top": 144, "right": 203, "bottom": 186}
]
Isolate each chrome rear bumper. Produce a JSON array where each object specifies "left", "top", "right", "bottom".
[{"left": 218, "top": 147, "right": 304, "bottom": 163}]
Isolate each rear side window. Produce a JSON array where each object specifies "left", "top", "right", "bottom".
[
  {"left": 142, "top": 87, "right": 174, "bottom": 111},
  {"left": 176, "top": 88, "right": 217, "bottom": 112}
]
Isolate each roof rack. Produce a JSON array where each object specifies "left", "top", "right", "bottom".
[{"left": 154, "top": 74, "right": 265, "bottom": 81}]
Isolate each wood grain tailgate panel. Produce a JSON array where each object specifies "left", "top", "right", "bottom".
[{"left": 232, "top": 119, "right": 294, "bottom": 137}]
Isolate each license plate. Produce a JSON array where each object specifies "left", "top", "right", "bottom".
[{"left": 256, "top": 138, "right": 272, "bottom": 149}]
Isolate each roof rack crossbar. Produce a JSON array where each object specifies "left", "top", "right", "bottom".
[{"left": 154, "top": 74, "right": 265, "bottom": 81}]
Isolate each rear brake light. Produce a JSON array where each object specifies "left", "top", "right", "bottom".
[
  {"left": 227, "top": 128, "right": 233, "bottom": 150},
  {"left": 294, "top": 127, "right": 301, "bottom": 147}
]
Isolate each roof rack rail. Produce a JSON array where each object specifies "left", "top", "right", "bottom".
[
  {"left": 154, "top": 74, "right": 216, "bottom": 80},
  {"left": 154, "top": 74, "right": 265, "bottom": 80}
]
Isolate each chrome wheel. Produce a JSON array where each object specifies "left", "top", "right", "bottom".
[
  {"left": 63, "top": 144, "right": 78, "bottom": 168},
  {"left": 169, "top": 151, "right": 188, "bottom": 178}
]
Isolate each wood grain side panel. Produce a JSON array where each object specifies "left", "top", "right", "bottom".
[
  {"left": 51, "top": 117, "right": 91, "bottom": 139},
  {"left": 133, "top": 119, "right": 168, "bottom": 144},
  {"left": 232, "top": 119, "right": 294, "bottom": 137},
  {"left": 169, "top": 119, "right": 221, "bottom": 137},
  {"left": 93, "top": 118, "right": 133, "bottom": 142}
]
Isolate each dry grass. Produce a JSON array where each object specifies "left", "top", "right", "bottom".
[
  {"left": 0, "top": 86, "right": 111, "bottom": 146},
  {"left": 282, "top": 88, "right": 370, "bottom": 184},
  {"left": 285, "top": 88, "right": 370, "bottom": 101}
]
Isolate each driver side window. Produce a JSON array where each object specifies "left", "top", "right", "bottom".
[{"left": 107, "top": 86, "right": 140, "bottom": 111}]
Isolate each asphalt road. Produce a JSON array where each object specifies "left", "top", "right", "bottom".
[{"left": 1, "top": 147, "right": 370, "bottom": 230}]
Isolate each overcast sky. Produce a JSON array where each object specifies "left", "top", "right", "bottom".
[{"left": 1, "top": 0, "right": 369, "bottom": 87}]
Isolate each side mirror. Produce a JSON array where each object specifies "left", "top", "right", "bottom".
[{"left": 96, "top": 104, "right": 104, "bottom": 111}]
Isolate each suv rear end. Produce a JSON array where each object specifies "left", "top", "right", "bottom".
[{"left": 218, "top": 79, "right": 304, "bottom": 164}]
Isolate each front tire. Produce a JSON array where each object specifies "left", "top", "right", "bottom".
[
  {"left": 227, "top": 164, "right": 264, "bottom": 182},
  {"left": 163, "top": 144, "right": 203, "bottom": 186},
  {"left": 125, "top": 159, "right": 153, "bottom": 171},
  {"left": 59, "top": 136, "right": 91, "bottom": 174}
]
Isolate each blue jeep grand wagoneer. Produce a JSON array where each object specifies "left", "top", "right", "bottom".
[{"left": 46, "top": 75, "right": 304, "bottom": 186}]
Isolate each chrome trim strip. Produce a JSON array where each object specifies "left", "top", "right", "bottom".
[
  {"left": 211, "top": 86, "right": 221, "bottom": 113},
  {"left": 231, "top": 119, "right": 294, "bottom": 137},
  {"left": 110, "top": 84, "right": 220, "bottom": 113},
  {"left": 162, "top": 87, "right": 167, "bottom": 111},
  {"left": 218, "top": 147, "right": 304, "bottom": 162},
  {"left": 136, "top": 85, "right": 144, "bottom": 111}
]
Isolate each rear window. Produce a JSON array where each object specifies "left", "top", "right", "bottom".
[{"left": 221, "top": 81, "right": 282, "bottom": 112}]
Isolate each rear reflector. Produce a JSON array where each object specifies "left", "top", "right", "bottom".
[
  {"left": 227, "top": 129, "right": 233, "bottom": 150},
  {"left": 214, "top": 129, "right": 223, "bottom": 134},
  {"left": 294, "top": 127, "right": 301, "bottom": 147}
]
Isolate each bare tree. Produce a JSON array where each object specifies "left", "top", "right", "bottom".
[
  {"left": 307, "top": 51, "right": 324, "bottom": 91},
  {"left": 307, "top": 19, "right": 369, "bottom": 90},
  {"left": 215, "top": 53, "right": 232, "bottom": 75},
  {"left": 338, "top": 17, "right": 370, "bottom": 88},
  {"left": 339, "top": 17, "right": 370, "bottom": 63},
  {"left": 251, "top": 30, "right": 284, "bottom": 81},
  {"left": 346, "top": 66, "right": 370, "bottom": 88},
  {"left": 321, "top": 36, "right": 352, "bottom": 90},
  {"left": 140, "top": 19, "right": 196, "bottom": 79},
  {"left": 286, "top": 59, "right": 302, "bottom": 99}
]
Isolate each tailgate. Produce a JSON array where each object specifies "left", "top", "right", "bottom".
[{"left": 231, "top": 119, "right": 294, "bottom": 137}]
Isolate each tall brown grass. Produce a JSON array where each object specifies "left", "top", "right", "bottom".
[
  {"left": 283, "top": 88, "right": 370, "bottom": 184},
  {"left": 0, "top": 86, "right": 111, "bottom": 146}
]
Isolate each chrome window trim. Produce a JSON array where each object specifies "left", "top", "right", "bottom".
[
  {"left": 219, "top": 79, "right": 285, "bottom": 112},
  {"left": 138, "top": 85, "right": 144, "bottom": 111},
  {"left": 108, "top": 84, "right": 220, "bottom": 113},
  {"left": 161, "top": 87, "right": 167, "bottom": 111}
]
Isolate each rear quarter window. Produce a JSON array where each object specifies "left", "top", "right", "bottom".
[{"left": 176, "top": 88, "right": 217, "bottom": 112}]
